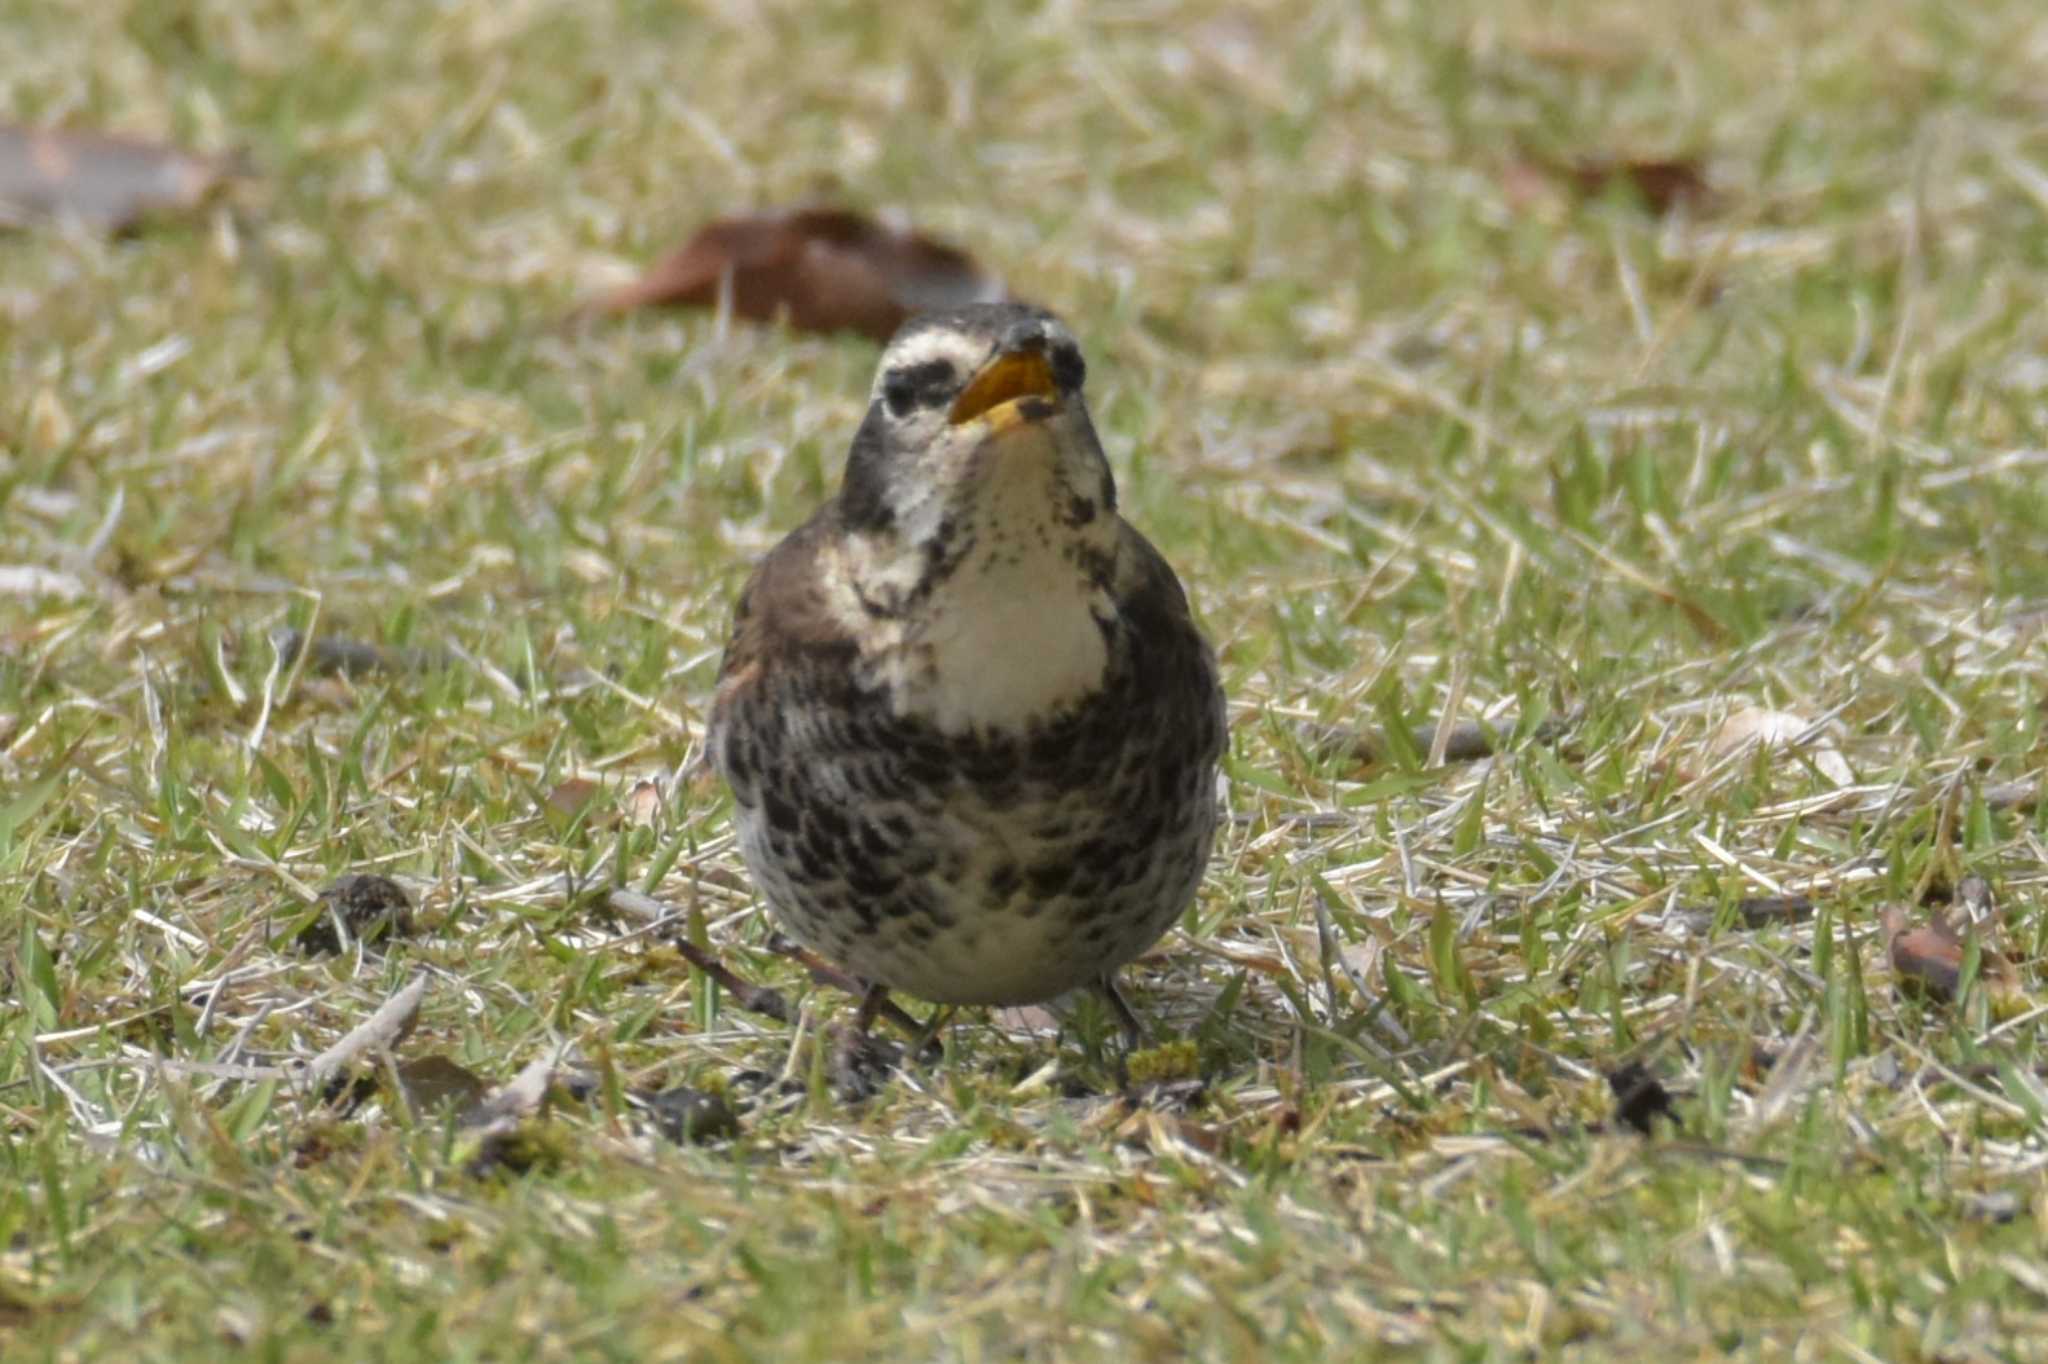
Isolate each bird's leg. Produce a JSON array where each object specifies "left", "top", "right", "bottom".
[
  {"left": 767, "top": 933, "right": 931, "bottom": 1040},
  {"left": 908, "top": 1006, "right": 957, "bottom": 1064},
  {"left": 1096, "top": 973, "right": 1148, "bottom": 1051},
  {"left": 1090, "top": 975, "right": 1151, "bottom": 1094},
  {"left": 830, "top": 982, "right": 903, "bottom": 1101},
  {"left": 852, "top": 981, "right": 892, "bottom": 1036}
]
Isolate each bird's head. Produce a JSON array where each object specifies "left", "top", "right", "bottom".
[{"left": 835, "top": 303, "right": 1119, "bottom": 609}]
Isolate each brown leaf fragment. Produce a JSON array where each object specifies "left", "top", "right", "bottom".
[
  {"left": 1567, "top": 156, "right": 1714, "bottom": 216},
  {"left": 1606, "top": 1061, "right": 1679, "bottom": 1135},
  {"left": 1881, "top": 903, "right": 2020, "bottom": 1005},
  {"left": 392, "top": 1055, "right": 490, "bottom": 1114},
  {"left": 0, "top": 125, "right": 236, "bottom": 233},
  {"left": 579, "top": 207, "right": 1007, "bottom": 341},
  {"left": 296, "top": 874, "right": 415, "bottom": 955},
  {"left": 545, "top": 778, "right": 602, "bottom": 822}
]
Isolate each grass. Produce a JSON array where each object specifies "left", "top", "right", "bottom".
[{"left": 6, "top": 0, "right": 2048, "bottom": 1357}]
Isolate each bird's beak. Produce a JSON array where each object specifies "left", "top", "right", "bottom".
[{"left": 949, "top": 350, "right": 1059, "bottom": 429}]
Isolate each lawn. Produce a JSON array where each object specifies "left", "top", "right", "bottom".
[{"left": 6, "top": 0, "right": 2048, "bottom": 1358}]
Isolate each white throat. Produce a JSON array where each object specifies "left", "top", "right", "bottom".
[
  {"left": 836, "top": 429, "right": 1116, "bottom": 735},
  {"left": 911, "top": 539, "right": 1110, "bottom": 733}
]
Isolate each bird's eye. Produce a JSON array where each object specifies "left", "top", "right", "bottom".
[{"left": 882, "top": 359, "right": 958, "bottom": 418}]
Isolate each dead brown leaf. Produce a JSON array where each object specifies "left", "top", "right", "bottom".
[
  {"left": 1567, "top": 156, "right": 1715, "bottom": 216},
  {"left": 0, "top": 125, "right": 236, "bottom": 233},
  {"left": 578, "top": 207, "right": 1006, "bottom": 341},
  {"left": 1881, "top": 902, "right": 2021, "bottom": 1007},
  {"left": 545, "top": 778, "right": 602, "bottom": 822},
  {"left": 392, "top": 1055, "right": 491, "bottom": 1114}
]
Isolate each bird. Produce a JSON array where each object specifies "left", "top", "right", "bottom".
[{"left": 706, "top": 301, "right": 1226, "bottom": 1049}]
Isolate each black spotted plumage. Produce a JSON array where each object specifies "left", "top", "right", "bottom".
[{"left": 707, "top": 303, "right": 1225, "bottom": 1021}]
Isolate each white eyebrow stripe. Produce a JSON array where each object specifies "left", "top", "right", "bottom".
[{"left": 881, "top": 329, "right": 988, "bottom": 372}]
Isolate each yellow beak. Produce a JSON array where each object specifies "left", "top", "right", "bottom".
[{"left": 949, "top": 350, "right": 1059, "bottom": 427}]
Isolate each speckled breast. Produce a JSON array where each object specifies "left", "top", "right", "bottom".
[{"left": 715, "top": 626, "right": 1225, "bottom": 1005}]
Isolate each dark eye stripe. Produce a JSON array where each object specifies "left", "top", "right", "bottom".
[
  {"left": 898, "top": 360, "right": 956, "bottom": 396},
  {"left": 882, "top": 358, "right": 960, "bottom": 417}
]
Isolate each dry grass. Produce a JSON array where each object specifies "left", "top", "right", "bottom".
[{"left": 7, "top": 0, "right": 2048, "bottom": 1358}]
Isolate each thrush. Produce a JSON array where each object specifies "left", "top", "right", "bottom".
[{"left": 707, "top": 302, "right": 1226, "bottom": 1043}]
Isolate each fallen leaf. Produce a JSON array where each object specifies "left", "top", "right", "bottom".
[
  {"left": 1115, "top": 1109, "right": 1226, "bottom": 1156},
  {"left": 579, "top": 207, "right": 1006, "bottom": 341},
  {"left": 1705, "top": 706, "right": 1852, "bottom": 786},
  {"left": 1567, "top": 156, "right": 1714, "bottom": 215},
  {"left": 545, "top": 778, "right": 602, "bottom": 823},
  {"left": 1881, "top": 902, "right": 2021, "bottom": 1007},
  {"left": 0, "top": 124, "right": 236, "bottom": 233},
  {"left": 392, "top": 1055, "right": 491, "bottom": 1114}
]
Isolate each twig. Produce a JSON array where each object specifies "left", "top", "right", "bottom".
[{"left": 300, "top": 974, "right": 428, "bottom": 1091}]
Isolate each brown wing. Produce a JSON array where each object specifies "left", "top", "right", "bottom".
[
  {"left": 1110, "top": 519, "right": 1228, "bottom": 765},
  {"left": 707, "top": 508, "right": 861, "bottom": 801}
]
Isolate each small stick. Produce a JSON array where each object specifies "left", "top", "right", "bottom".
[{"left": 301, "top": 974, "right": 427, "bottom": 1091}]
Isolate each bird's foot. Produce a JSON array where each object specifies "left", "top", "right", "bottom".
[
  {"left": 827, "top": 983, "right": 922, "bottom": 1101},
  {"left": 766, "top": 933, "right": 935, "bottom": 1044}
]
